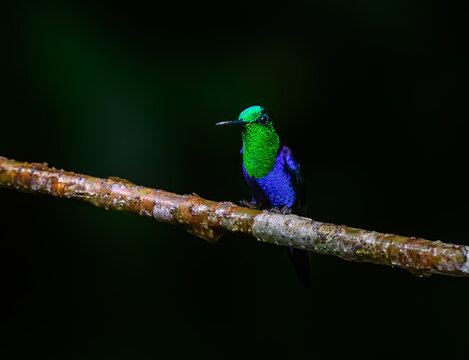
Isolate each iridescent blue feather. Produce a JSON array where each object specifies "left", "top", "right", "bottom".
[
  {"left": 242, "top": 145, "right": 305, "bottom": 213},
  {"left": 241, "top": 145, "right": 309, "bottom": 286}
]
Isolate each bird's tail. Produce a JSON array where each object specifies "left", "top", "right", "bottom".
[{"left": 287, "top": 247, "right": 311, "bottom": 288}]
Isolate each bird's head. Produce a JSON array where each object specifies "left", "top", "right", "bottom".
[
  {"left": 217, "top": 105, "right": 280, "bottom": 177},
  {"left": 216, "top": 106, "right": 276, "bottom": 136}
]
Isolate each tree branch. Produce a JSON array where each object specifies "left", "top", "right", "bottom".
[{"left": 1, "top": 155, "right": 468, "bottom": 277}]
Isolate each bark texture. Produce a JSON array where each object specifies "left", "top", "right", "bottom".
[{"left": 1, "top": 156, "right": 468, "bottom": 277}]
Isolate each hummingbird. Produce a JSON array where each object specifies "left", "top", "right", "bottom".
[{"left": 216, "top": 105, "right": 311, "bottom": 287}]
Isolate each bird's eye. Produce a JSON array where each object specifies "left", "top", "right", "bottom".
[{"left": 258, "top": 116, "right": 268, "bottom": 125}]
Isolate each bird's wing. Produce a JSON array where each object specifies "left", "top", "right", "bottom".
[
  {"left": 280, "top": 145, "right": 306, "bottom": 214},
  {"left": 281, "top": 145, "right": 310, "bottom": 286}
]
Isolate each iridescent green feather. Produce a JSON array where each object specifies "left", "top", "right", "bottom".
[{"left": 239, "top": 106, "right": 280, "bottom": 179}]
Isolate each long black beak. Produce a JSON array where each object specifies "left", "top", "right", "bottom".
[{"left": 215, "top": 120, "right": 246, "bottom": 126}]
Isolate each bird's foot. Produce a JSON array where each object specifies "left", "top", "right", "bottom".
[
  {"left": 240, "top": 199, "right": 259, "bottom": 209},
  {"left": 269, "top": 205, "right": 293, "bottom": 215}
]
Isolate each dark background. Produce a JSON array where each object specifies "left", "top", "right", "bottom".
[{"left": 1, "top": 1, "right": 468, "bottom": 359}]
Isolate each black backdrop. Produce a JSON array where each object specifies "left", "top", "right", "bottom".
[{"left": 1, "top": 1, "right": 468, "bottom": 359}]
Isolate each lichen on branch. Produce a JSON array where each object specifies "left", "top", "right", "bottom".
[{"left": 1, "top": 155, "right": 468, "bottom": 278}]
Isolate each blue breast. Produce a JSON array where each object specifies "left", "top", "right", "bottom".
[{"left": 242, "top": 151, "right": 296, "bottom": 208}]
